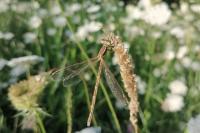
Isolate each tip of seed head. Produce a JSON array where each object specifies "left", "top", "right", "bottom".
[{"left": 100, "top": 32, "right": 120, "bottom": 49}]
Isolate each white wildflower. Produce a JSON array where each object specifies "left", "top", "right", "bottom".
[
  {"left": 10, "top": 65, "right": 27, "bottom": 77},
  {"left": 185, "top": 14, "right": 195, "bottom": 22},
  {"left": 76, "top": 29, "right": 87, "bottom": 40},
  {"left": 124, "top": 42, "right": 130, "bottom": 51},
  {"left": 161, "top": 65, "right": 168, "bottom": 75},
  {"left": 87, "top": 5, "right": 100, "bottom": 13},
  {"left": 32, "top": 1, "right": 40, "bottom": 9},
  {"left": 192, "top": 45, "right": 200, "bottom": 53},
  {"left": 50, "top": 4, "right": 62, "bottom": 15},
  {"left": 3, "top": 32, "right": 14, "bottom": 40},
  {"left": 23, "top": 32, "right": 37, "bottom": 44},
  {"left": 29, "top": 16, "right": 42, "bottom": 29},
  {"left": 75, "top": 127, "right": 101, "bottom": 133},
  {"left": 67, "top": 3, "right": 81, "bottom": 15},
  {"left": 136, "top": 76, "right": 146, "bottom": 95},
  {"left": 187, "top": 114, "right": 200, "bottom": 133},
  {"left": 176, "top": 46, "right": 188, "bottom": 59},
  {"left": 164, "top": 50, "right": 175, "bottom": 61},
  {"left": 170, "top": 26, "right": 185, "bottom": 39},
  {"left": 127, "top": 26, "right": 144, "bottom": 37},
  {"left": 180, "top": 57, "right": 192, "bottom": 68},
  {"left": 174, "top": 63, "right": 182, "bottom": 72},
  {"left": 112, "top": 55, "right": 118, "bottom": 65},
  {"left": 142, "top": 3, "right": 171, "bottom": 26},
  {"left": 124, "top": 42, "right": 130, "bottom": 52},
  {"left": 53, "top": 16, "right": 66, "bottom": 27},
  {"left": 83, "top": 21, "right": 102, "bottom": 32},
  {"left": 115, "top": 99, "right": 126, "bottom": 109},
  {"left": 118, "top": 1, "right": 124, "bottom": 7},
  {"left": 169, "top": 80, "right": 187, "bottom": 96},
  {"left": 153, "top": 68, "right": 161, "bottom": 77},
  {"left": 65, "top": 30, "right": 72, "bottom": 38},
  {"left": 191, "top": 61, "right": 200, "bottom": 71},
  {"left": 151, "top": 31, "right": 161, "bottom": 39},
  {"left": 0, "top": 31, "right": 14, "bottom": 40},
  {"left": 11, "top": 1, "right": 39, "bottom": 13},
  {"left": 184, "top": 13, "right": 194, "bottom": 21},
  {"left": 180, "top": 2, "right": 188, "bottom": 13},
  {"left": 7, "top": 55, "right": 44, "bottom": 67},
  {"left": 161, "top": 94, "right": 184, "bottom": 112},
  {"left": 84, "top": 73, "right": 91, "bottom": 81},
  {"left": 72, "top": 16, "right": 81, "bottom": 24},
  {"left": 76, "top": 21, "right": 102, "bottom": 40},
  {"left": 0, "top": 59, "right": 7, "bottom": 70},
  {"left": 144, "top": 55, "right": 150, "bottom": 61},
  {"left": 138, "top": 0, "right": 151, "bottom": 9},
  {"left": 107, "top": 23, "right": 116, "bottom": 31},
  {"left": 37, "top": 8, "right": 48, "bottom": 18},
  {"left": 191, "top": 5, "right": 200, "bottom": 13},
  {"left": 89, "top": 13, "right": 101, "bottom": 20},
  {"left": 11, "top": 2, "right": 27, "bottom": 13},
  {"left": 0, "top": 1, "right": 9, "bottom": 13},
  {"left": 126, "top": 5, "right": 143, "bottom": 20},
  {"left": 47, "top": 28, "right": 57, "bottom": 36}
]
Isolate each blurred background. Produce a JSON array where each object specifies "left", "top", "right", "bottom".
[{"left": 0, "top": 0, "right": 200, "bottom": 133}]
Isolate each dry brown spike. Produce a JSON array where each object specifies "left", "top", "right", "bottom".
[{"left": 101, "top": 33, "right": 139, "bottom": 133}]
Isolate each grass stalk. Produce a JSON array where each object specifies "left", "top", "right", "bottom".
[
  {"left": 66, "top": 87, "right": 73, "bottom": 133},
  {"left": 82, "top": 78, "right": 97, "bottom": 126},
  {"left": 35, "top": 111, "right": 46, "bottom": 133}
]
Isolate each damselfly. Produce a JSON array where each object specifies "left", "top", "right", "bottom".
[{"left": 51, "top": 45, "right": 128, "bottom": 127}]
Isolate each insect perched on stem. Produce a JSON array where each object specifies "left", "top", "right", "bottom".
[{"left": 51, "top": 33, "right": 139, "bottom": 133}]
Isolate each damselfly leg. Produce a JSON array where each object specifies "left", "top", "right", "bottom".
[{"left": 87, "top": 59, "right": 103, "bottom": 126}]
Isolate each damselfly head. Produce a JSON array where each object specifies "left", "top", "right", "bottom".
[{"left": 100, "top": 33, "right": 120, "bottom": 50}]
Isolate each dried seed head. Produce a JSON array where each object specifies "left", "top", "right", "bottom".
[
  {"left": 101, "top": 33, "right": 139, "bottom": 132},
  {"left": 8, "top": 73, "right": 48, "bottom": 111},
  {"left": 100, "top": 33, "right": 121, "bottom": 50}
]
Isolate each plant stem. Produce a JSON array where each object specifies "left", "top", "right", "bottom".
[
  {"left": 35, "top": 111, "right": 46, "bottom": 133},
  {"left": 66, "top": 87, "right": 72, "bottom": 133},
  {"left": 82, "top": 78, "right": 97, "bottom": 126}
]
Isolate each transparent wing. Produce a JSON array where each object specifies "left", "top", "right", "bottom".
[
  {"left": 102, "top": 61, "right": 129, "bottom": 106},
  {"left": 50, "top": 57, "right": 99, "bottom": 87}
]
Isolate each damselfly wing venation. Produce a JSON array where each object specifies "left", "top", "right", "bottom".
[{"left": 50, "top": 57, "right": 98, "bottom": 86}]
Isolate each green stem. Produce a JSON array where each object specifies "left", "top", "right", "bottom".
[
  {"left": 82, "top": 78, "right": 97, "bottom": 126},
  {"left": 35, "top": 111, "right": 46, "bottom": 133},
  {"left": 66, "top": 87, "right": 73, "bottom": 133}
]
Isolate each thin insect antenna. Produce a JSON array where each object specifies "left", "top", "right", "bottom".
[{"left": 87, "top": 59, "right": 103, "bottom": 126}]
